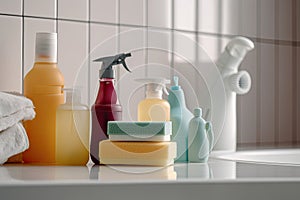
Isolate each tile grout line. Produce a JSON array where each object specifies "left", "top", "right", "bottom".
[
  {"left": 55, "top": 0, "right": 58, "bottom": 78},
  {"left": 274, "top": 0, "right": 279, "bottom": 146},
  {"left": 117, "top": 0, "right": 121, "bottom": 93},
  {"left": 256, "top": 0, "right": 261, "bottom": 146},
  {"left": 236, "top": 0, "right": 243, "bottom": 145},
  {"left": 217, "top": 0, "right": 223, "bottom": 53},
  {"left": 292, "top": 0, "right": 298, "bottom": 145},
  {"left": 55, "top": 0, "right": 58, "bottom": 33},
  {"left": 145, "top": 0, "right": 149, "bottom": 77},
  {"left": 170, "top": 0, "right": 175, "bottom": 79},
  {"left": 21, "top": 0, "right": 24, "bottom": 94},
  {"left": 194, "top": 0, "right": 200, "bottom": 104},
  {"left": 1, "top": 13, "right": 299, "bottom": 47},
  {"left": 88, "top": 0, "right": 91, "bottom": 106}
]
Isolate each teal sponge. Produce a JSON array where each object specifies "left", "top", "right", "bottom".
[{"left": 108, "top": 121, "right": 172, "bottom": 136}]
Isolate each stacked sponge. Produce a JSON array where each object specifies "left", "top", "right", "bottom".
[{"left": 99, "top": 121, "right": 177, "bottom": 166}]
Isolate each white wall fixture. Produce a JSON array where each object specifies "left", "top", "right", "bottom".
[{"left": 214, "top": 37, "right": 254, "bottom": 152}]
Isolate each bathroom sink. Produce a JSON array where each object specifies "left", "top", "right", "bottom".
[{"left": 212, "top": 149, "right": 300, "bottom": 166}]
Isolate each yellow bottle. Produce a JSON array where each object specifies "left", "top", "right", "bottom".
[
  {"left": 137, "top": 78, "right": 170, "bottom": 121},
  {"left": 56, "top": 89, "right": 90, "bottom": 165},
  {"left": 23, "top": 32, "right": 64, "bottom": 164}
]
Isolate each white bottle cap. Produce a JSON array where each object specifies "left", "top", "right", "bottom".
[
  {"left": 135, "top": 78, "right": 170, "bottom": 99},
  {"left": 35, "top": 32, "right": 57, "bottom": 63}
]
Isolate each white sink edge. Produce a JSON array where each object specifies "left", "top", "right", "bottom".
[{"left": 210, "top": 149, "right": 300, "bottom": 166}]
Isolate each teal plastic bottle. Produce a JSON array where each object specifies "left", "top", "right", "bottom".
[
  {"left": 188, "top": 108, "right": 214, "bottom": 163},
  {"left": 168, "top": 76, "right": 193, "bottom": 162}
]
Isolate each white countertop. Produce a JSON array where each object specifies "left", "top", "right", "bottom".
[{"left": 1, "top": 158, "right": 300, "bottom": 200}]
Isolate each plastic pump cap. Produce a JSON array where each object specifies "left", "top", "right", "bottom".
[
  {"left": 35, "top": 32, "right": 57, "bottom": 63},
  {"left": 194, "top": 108, "right": 202, "bottom": 117},
  {"left": 93, "top": 53, "right": 131, "bottom": 79},
  {"left": 135, "top": 78, "right": 170, "bottom": 98},
  {"left": 171, "top": 76, "right": 181, "bottom": 90}
]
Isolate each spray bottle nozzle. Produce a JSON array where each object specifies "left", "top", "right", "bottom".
[{"left": 93, "top": 53, "right": 132, "bottom": 79}]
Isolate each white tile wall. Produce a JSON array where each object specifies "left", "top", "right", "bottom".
[
  {"left": 237, "top": 41, "right": 258, "bottom": 144},
  {"left": 147, "top": 29, "right": 172, "bottom": 78},
  {"left": 297, "top": 1, "right": 300, "bottom": 41},
  {"left": 0, "top": 16, "right": 22, "bottom": 92},
  {"left": 197, "top": 34, "right": 227, "bottom": 62},
  {"left": 221, "top": 0, "right": 241, "bottom": 36},
  {"left": 89, "top": 24, "right": 118, "bottom": 105},
  {"left": 23, "top": 18, "right": 56, "bottom": 75},
  {"left": 259, "top": 0, "right": 275, "bottom": 40},
  {"left": 0, "top": 0, "right": 22, "bottom": 15},
  {"left": 174, "top": 0, "right": 195, "bottom": 31},
  {"left": 24, "top": 0, "right": 56, "bottom": 18},
  {"left": 90, "top": 0, "right": 118, "bottom": 23},
  {"left": 278, "top": 0, "right": 293, "bottom": 41},
  {"left": 119, "top": 27, "right": 146, "bottom": 120},
  {"left": 58, "top": 20, "right": 88, "bottom": 104},
  {"left": 240, "top": 0, "right": 257, "bottom": 38},
  {"left": 148, "top": 0, "right": 171, "bottom": 28},
  {"left": 260, "top": 43, "right": 276, "bottom": 144},
  {"left": 198, "top": 0, "right": 221, "bottom": 35},
  {"left": 278, "top": 45, "right": 293, "bottom": 143},
  {"left": 173, "top": 32, "right": 198, "bottom": 111},
  {"left": 58, "top": 0, "right": 88, "bottom": 21},
  {"left": 0, "top": 0, "right": 299, "bottom": 147},
  {"left": 297, "top": 47, "right": 300, "bottom": 143},
  {"left": 120, "top": 0, "right": 145, "bottom": 26},
  {"left": 174, "top": 32, "right": 196, "bottom": 63}
]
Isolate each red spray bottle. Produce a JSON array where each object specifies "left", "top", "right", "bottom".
[{"left": 90, "top": 53, "right": 131, "bottom": 164}]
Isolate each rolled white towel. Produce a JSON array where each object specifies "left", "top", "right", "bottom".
[
  {"left": 0, "top": 123, "right": 29, "bottom": 164},
  {"left": 0, "top": 92, "right": 35, "bottom": 131}
]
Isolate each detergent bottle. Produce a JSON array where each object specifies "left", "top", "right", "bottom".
[
  {"left": 136, "top": 78, "right": 170, "bottom": 122},
  {"left": 23, "top": 32, "right": 64, "bottom": 164}
]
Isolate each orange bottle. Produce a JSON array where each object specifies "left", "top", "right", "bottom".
[{"left": 23, "top": 32, "right": 64, "bottom": 164}]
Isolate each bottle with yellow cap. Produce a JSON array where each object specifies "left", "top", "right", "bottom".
[{"left": 23, "top": 32, "right": 64, "bottom": 164}]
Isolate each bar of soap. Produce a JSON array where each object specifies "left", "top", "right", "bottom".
[
  {"left": 107, "top": 121, "right": 172, "bottom": 141},
  {"left": 99, "top": 140, "right": 177, "bottom": 166}
]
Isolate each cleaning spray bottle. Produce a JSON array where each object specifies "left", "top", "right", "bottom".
[
  {"left": 56, "top": 88, "right": 89, "bottom": 165},
  {"left": 23, "top": 32, "right": 64, "bottom": 164},
  {"left": 91, "top": 53, "right": 131, "bottom": 164},
  {"left": 136, "top": 78, "right": 170, "bottom": 121},
  {"left": 168, "top": 76, "right": 193, "bottom": 162}
]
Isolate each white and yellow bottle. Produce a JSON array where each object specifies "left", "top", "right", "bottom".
[
  {"left": 137, "top": 78, "right": 170, "bottom": 121},
  {"left": 56, "top": 88, "right": 90, "bottom": 165},
  {"left": 24, "top": 32, "right": 64, "bottom": 164}
]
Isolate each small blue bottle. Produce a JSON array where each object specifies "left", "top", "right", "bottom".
[
  {"left": 168, "top": 76, "right": 193, "bottom": 162},
  {"left": 188, "top": 108, "right": 214, "bottom": 163}
]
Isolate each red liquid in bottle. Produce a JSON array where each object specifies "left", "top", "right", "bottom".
[{"left": 90, "top": 78, "right": 122, "bottom": 164}]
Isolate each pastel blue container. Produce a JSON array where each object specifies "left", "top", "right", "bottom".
[
  {"left": 168, "top": 76, "right": 193, "bottom": 162},
  {"left": 188, "top": 108, "right": 214, "bottom": 163}
]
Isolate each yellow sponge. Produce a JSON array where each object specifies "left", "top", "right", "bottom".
[{"left": 99, "top": 140, "right": 177, "bottom": 166}]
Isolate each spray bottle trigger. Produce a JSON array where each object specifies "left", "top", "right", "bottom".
[
  {"left": 163, "top": 86, "right": 169, "bottom": 95},
  {"left": 163, "top": 79, "right": 171, "bottom": 95},
  {"left": 120, "top": 60, "right": 131, "bottom": 72}
]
